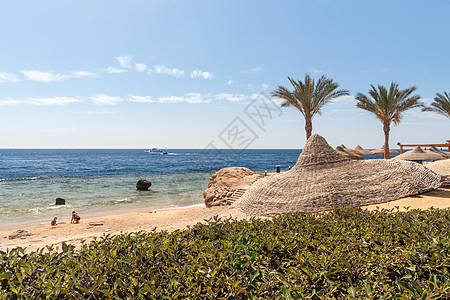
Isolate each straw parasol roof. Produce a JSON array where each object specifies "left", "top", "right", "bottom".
[
  {"left": 339, "top": 144, "right": 365, "bottom": 157},
  {"left": 429, "top": 145, "right": 450, "bottom": 159},
  {"left": 335, "top": 146, "right": 364, "bottom": 160},
  {"left": 233, "top": 134, "right": 441, "bottom": 215},
  {"left": 425, "top": 159, "right": 450, "bottom": 176},
  {"left": 370, "top": 147, "right": 399, "bottom": 155},
  {"left": 353, "top": 145, "right": 372, "bottom": 155},
  {"left": 392, "top": 147, "right": 446, "bottom": 162}
]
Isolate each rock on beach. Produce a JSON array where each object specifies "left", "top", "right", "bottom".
[{"left": 204, "top": 167, "right": 258, "bottom": 207}]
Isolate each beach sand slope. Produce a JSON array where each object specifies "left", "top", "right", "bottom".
[{"left": 1, "top": 187, "right": 448, "bottom": 253}]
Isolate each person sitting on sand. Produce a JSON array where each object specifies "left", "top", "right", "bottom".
[
  {"left": 51, "top": 217, "right": 57, "bottom": 226},
  {"left": 71, "top": 211, "right": 81, "bottom": 224}
]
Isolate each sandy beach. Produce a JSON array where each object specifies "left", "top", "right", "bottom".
[{"left": 1, "top": 187, "right": 448, "bottom": 253}]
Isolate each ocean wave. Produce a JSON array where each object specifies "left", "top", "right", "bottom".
[
  {"left": 0, "top": 177, "right": 41, "bottom": 182},
  {"left": 114, "top": 198, "right": 130, "bottom": 203}
]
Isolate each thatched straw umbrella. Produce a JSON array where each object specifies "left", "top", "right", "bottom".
[
  {"left": 371, "top": 147, "right": 399, "bottom": 155},
  {"left": 429, "top": 145, "right": 450, "bottom": 159},
  {"left": 393, "top": 147, "right": 445, "bottom": 163},
  {"left": 425, "top": 159, "right": 450, "bottom": 177},
  {"left": 233, "top": 134, "right": 441, "bottom": 215},
  {"left": 335, "top": 146, "right": 364, "bottom": 160},
  {"left": 353, "top": 145, "right": 372, "bottom": 155},
  {"left": 339, "top": 144, "right": 364, "bottom": 157}
]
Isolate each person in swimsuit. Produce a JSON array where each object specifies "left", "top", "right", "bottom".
[
  {"left": 71, "top": 211, "right": 81, "bottom": 224},
  {"left": 51, "top": 217, "right": 57, "bottom": 226}
]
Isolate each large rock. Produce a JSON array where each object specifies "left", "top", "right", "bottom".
[
  {"left": 204, "top": 167, "right": 258, "bottom": 207},
  {"left": 136, "top": 179, "right": 152, "bottom": 191},
  {"left": 55, "top": 197, "right": 65, "bottom": 205}
]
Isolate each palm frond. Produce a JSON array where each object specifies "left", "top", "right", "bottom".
[{"left": 422, "top": 91, "right": 450, "bottom": 118}]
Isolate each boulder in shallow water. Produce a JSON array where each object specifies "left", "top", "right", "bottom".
[
  {"left": 55, "top": 197, "right": 66, "bottom": 205},
  {"left": 136, "top": 178, "right": 152, "bottom": 191}
]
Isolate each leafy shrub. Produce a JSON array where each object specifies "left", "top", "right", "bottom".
[{"left": 1, "top": 207, "right": 449, "bottom": 299}]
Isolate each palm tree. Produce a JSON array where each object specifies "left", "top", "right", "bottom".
[
  {"left": 355, "top": 82, "right": 423, "bottom": 159},
  {"left": 272, "top": 74, "right": 349, "bottom": 140},
  {"left": 422, "top": 91, "right": 450, "bottom": 118}
]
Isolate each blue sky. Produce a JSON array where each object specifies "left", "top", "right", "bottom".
[{"left": 0, "top": 0, "right": 448, "bottom": 149}]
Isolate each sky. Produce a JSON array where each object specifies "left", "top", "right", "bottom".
[{"left": 0, "top": 0, "right": 449, "bottom": 149}]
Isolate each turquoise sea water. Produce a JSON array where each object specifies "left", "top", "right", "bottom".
[{"left": 0, "top": 149, "right": 301, "bottom": 229}]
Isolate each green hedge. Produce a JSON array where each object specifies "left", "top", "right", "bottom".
[{"left": 1, "top": 207, "right": 449, "bottom": 299}]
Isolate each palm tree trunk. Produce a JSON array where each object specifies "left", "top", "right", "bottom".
[
  {"left": 383, "top": 123, "right": 390, "bottom": 159},
  {"left": 305, "top": 117, "right": 312, "bottom": 140}
]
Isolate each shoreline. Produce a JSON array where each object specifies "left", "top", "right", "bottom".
[
  {"left": 1, "top": 187, "right": 448, "bottom": 253},
  {"left": 0, "top": 205, "right": 251, "bottom": 253},
  {"left": 0, "top": 200, "right": 206, "bottom": 233}
]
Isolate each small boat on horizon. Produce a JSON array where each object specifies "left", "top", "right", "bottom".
[
  {"left": 146, "top": 148, "right": 169, "bottom": 155},
  {"left": 146, "top": 148, "right": 163, "bottom": 154}
]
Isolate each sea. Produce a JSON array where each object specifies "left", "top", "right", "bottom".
[{"left": 0, "top": 149, "right": 306, "bottom": 229}]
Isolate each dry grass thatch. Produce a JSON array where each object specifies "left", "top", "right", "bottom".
[
  {"left": 335, "top": 146, "right": 364, "bottom": 160},
  {"left": 370, "top": 147, "right": 399, "bottom": 155},
  {"left": 429, "top": 145, "right": 450, "bottom": 159},
  {"left": 233, "top": 134, "right": 441, "bottom": 215},
  {"left": 425, "top": 159, "right": 450, "bottom": 176},
  {"left": 393, "top": 147, "right": 446, "bottom": 162},
  {"left": 353, "top": 145, "right": 372, "bottom": 155}
]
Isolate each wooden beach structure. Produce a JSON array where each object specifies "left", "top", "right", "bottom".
[{"left": 397, "top": 140, "right": 450, "bottom": 154}]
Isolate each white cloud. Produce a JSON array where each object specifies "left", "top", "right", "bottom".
[
  {"left": 404, "top": 110, "right": 447, "bottom": 120},
  {"left": 111, "top": 56, "right": 148, "bottom": 73},
  {"left": 310, "top": 68, "right": 322, "bottom": 74},
  {"left": 248, "top": 83, "right": 255, "bottom": 90},
  {"left": 191, "top": 70, "right": 214, "bottom": 80},
  {"left": 116, "top": 55, "right": 132, "bottom": 68},
  {"left": 91, "top": 94, "right": 124, "bottom": 105},
  {"left": 215, "top": 93, "right": 249, "bottom": 102},
  {"left": 21, "top": 70, "right": 97, "bottom": 82},
  {"left": 70, "top": 70, "right": 96, "bottom": 78},
  {"left": 128, "top": 94, "right": 154, "bottom": 103},
  {"left": 242, "top": 66, "right": 263, "bottom": 74},
  {"left": 0, "top": 99, "right": 25, "bottom": 106},
  {"left": 262, "top": 83, "right": 270, "bottom": 91},
  {"left": 21, "top": 70, "right": 68, "bottom": 82},
  {"left": 157, "top": 96, "right": 185, "bottom": 103},
  {"left": 185, "top": 93, "right": 211, "bottom": 104},
  {"left": 421, "top": 97, "right": 434, "bottom": 106},
  {"left": 106, "top": 67, "right": 127, "bottom": 74},
  {"left": 269, "top": 96, "right": 284, "bottom": 105},
  {"left": 28, "top": 96, "right": 81, "bottom": 105},
  {"left": 226, "top": 79, "right": 233, "bottom": 85},
  {"left": 154, "top": 65, "right": 185, "bottom": 77},
  {"left": 250, "top": 93, "right": 261, "bottom": 100},
  {"left": 0, "top": 96, "right": 80, "bottom": 106},
  {"left": 329, "top": 95, "right": 355, "bottom": 104},
  {"left": 128, "top": 93, "right": 210, "bottom": 104},
  {"left": 135, "top": 63, "right": 147, "bottom": 72},
  {"left": 0, "top": 72, "right": 20, "bottom": 83},
  {"left": 0, "top": 92, "right": 260, "bottom": 107}
]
